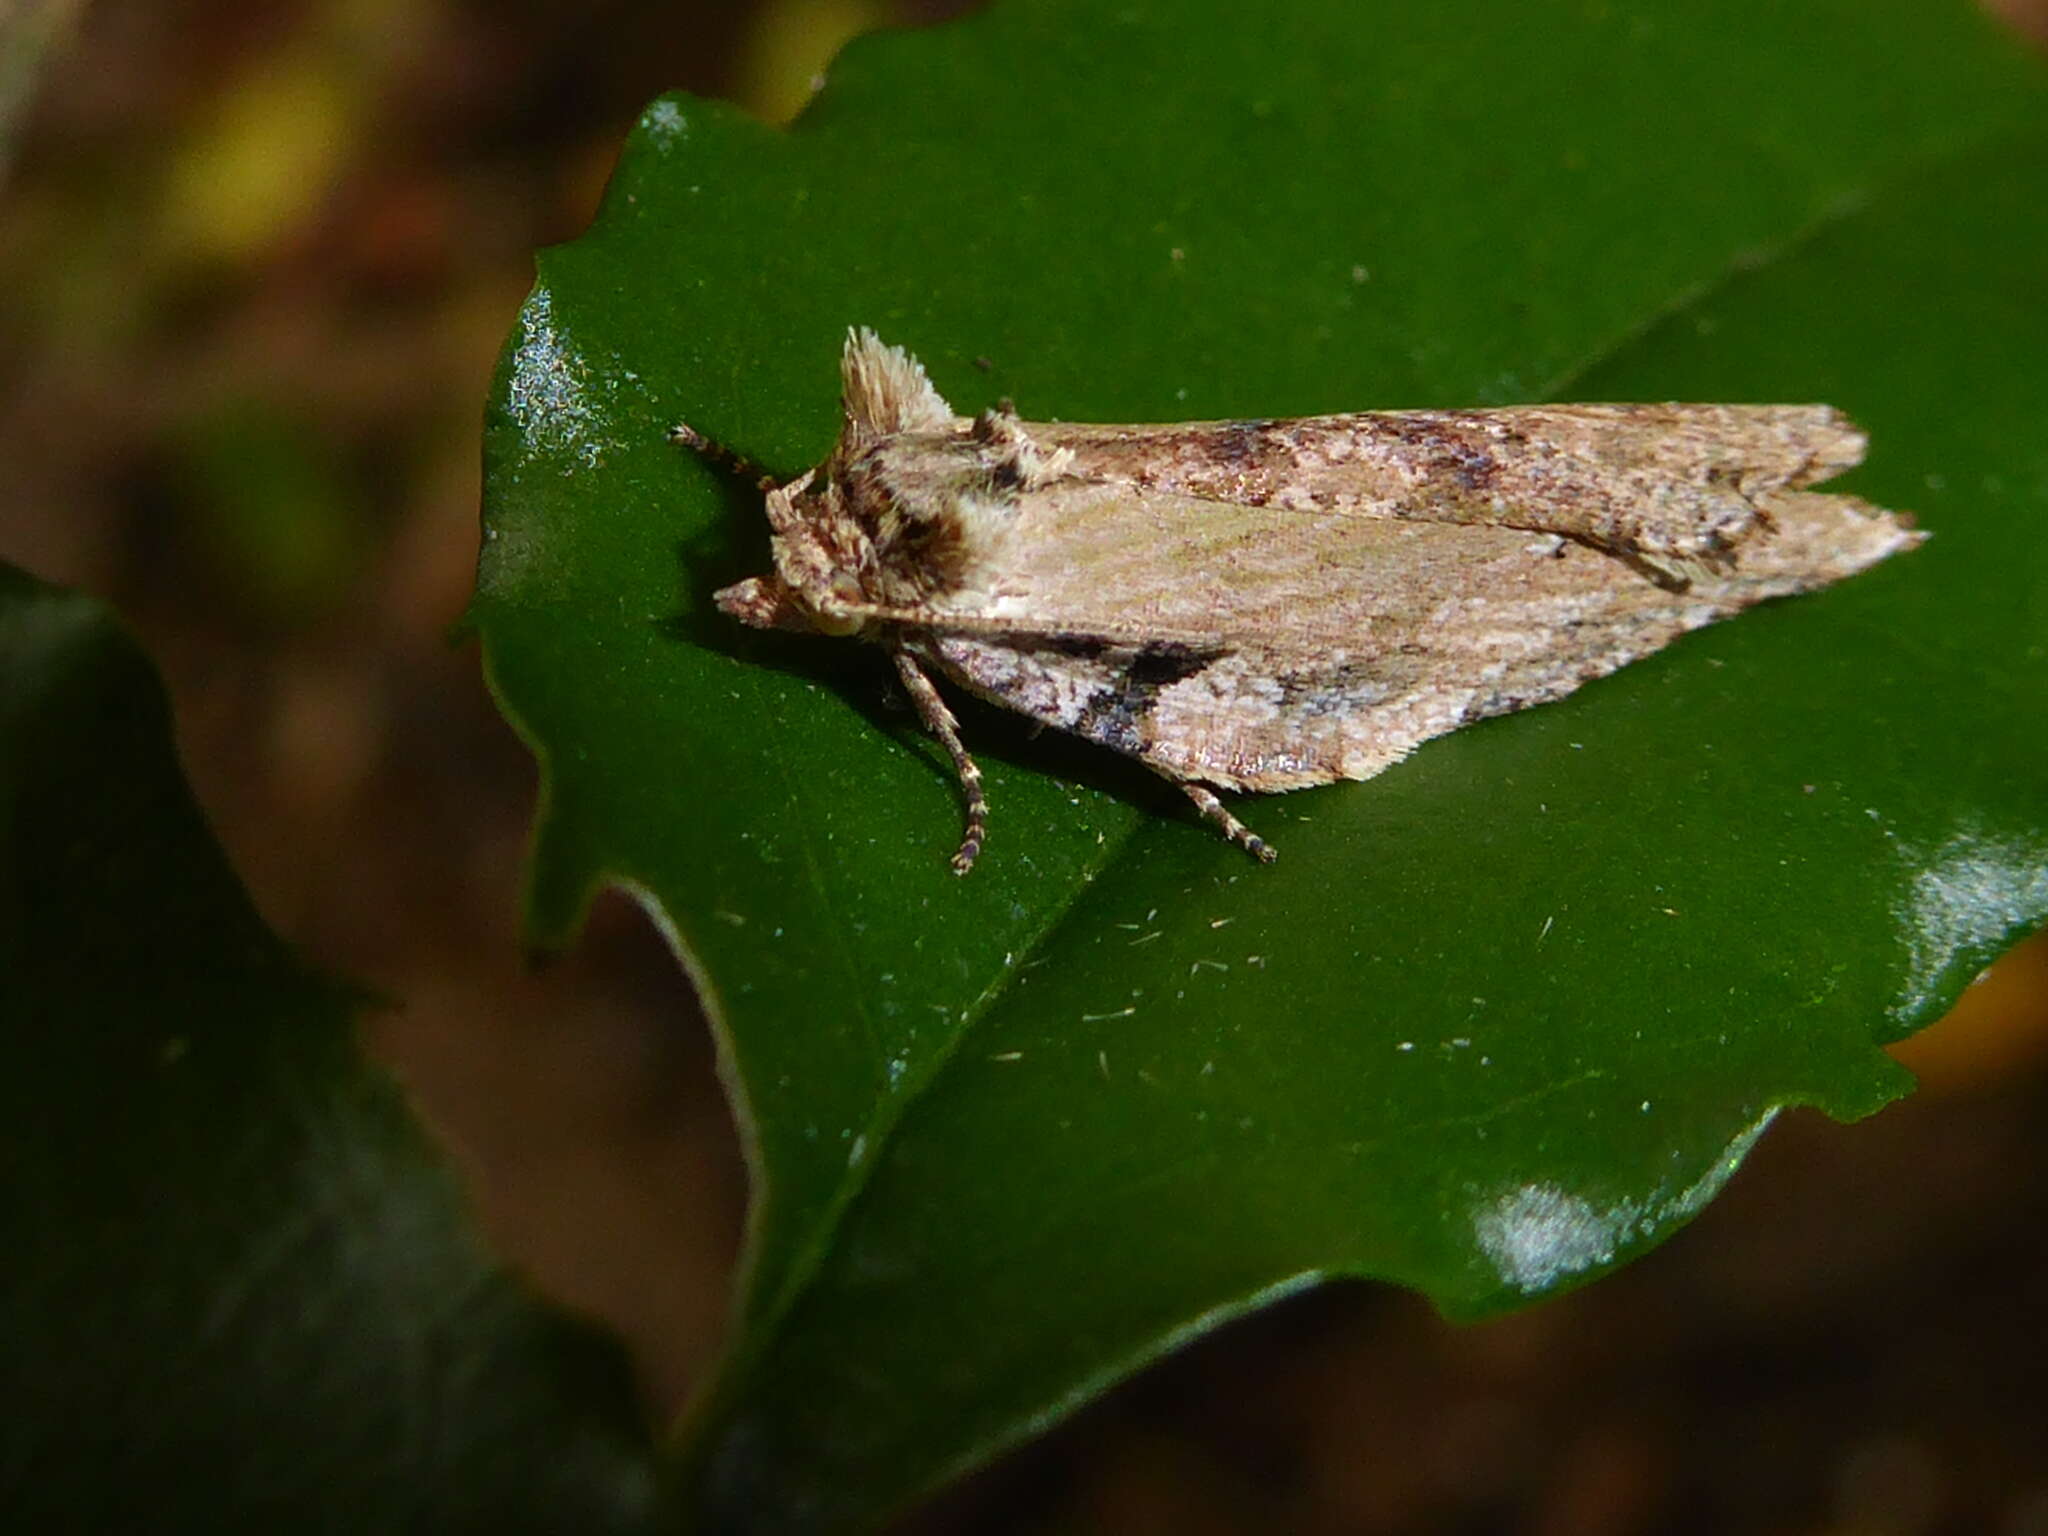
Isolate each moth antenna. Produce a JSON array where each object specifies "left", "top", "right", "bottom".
[
  {"left": 892, "top": 650, "right": 989, "bottom": 875},
  {"left": 1181, "top": 784, "right": 1277, "bottom": 863},
  {"left": 670, "top": 421, "right": 777, "bottom": 490}
]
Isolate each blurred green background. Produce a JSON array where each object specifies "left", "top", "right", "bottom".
[{"left": 3, "top": 2, "right": 2047, "bottom": 1531}]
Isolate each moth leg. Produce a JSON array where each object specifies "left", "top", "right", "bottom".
[
  {"left": 669, "top": 422, "right": 777, "bottom": 490},
  {"left": 892, "top": 650, "right": 989, "bottom": 876},
  {"left": 1180, "top": 784, "right": 1278, "bottom": 864}
]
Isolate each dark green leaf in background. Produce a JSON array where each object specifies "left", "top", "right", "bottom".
[
  {"left": 0, "top": 564, "right": 660, "bottom": 1533},
  {"left": 468, "top": 0, "right": 2048, "bottom": 1527}
]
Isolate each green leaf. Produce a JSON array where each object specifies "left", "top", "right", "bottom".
[
  {"left": 0, "top": 563, "right": 661, "bottom": 1532},
  {"left": 467, "top": 0, "right": 2048, "bottom": 1527}
]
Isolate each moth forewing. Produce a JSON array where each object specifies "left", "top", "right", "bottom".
[
  {"left": 699, "top": 328, "right": 1922, "bottom": 873},
  {"left": 1028, "top": 403, "right": 1872, "bottom": 569}
]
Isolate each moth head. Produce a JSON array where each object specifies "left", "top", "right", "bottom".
[
  {"left": 710, "top": 472, "right": 868, "bottom": 637},
  {"left": 716, "top": 551, "right": 867, "bottom": 637},
  {"left": 751, "top": 473, "right": 870, "bottom": 634}
]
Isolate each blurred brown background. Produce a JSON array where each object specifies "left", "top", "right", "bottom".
[{"left": 4, "top": 3, "right": 2047, "bottom": 1532}]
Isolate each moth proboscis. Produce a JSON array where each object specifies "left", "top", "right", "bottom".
[{"left": 689, "top": 329, "right": 1921, "bottom": 874}]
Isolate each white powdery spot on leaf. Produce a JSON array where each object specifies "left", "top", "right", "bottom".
[
  {"left": 643, "top": 98, "right": 687, "bottom": 144},
  {"left": 1473, "top": 1183, "right": 1641, "bottom": 1293},
  {"left": 1893, "top": 821, "right": 2048, "bottom": 1023},
  {"left": 1476, "top": 1111, "right": 1779, "bottom": 1294},
  {"left": 507, "top": 287, "right": 607, "bottom": 469}
]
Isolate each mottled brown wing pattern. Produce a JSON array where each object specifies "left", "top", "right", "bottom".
[
  {"left": 914, "top": 486, "right": 1915, "bottom": 791},
  {"left": 1032, "top": 404, "right": 1867, "bottom": 567},
  {"left": 703, "top": 330, "right": 1923, "bottom": 870}
]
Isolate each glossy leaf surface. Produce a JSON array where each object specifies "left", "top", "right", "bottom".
[{"left": 468, "top": 1, "right": 2048, "bottom": 1526}]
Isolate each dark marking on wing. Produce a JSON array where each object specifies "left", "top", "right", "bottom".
[
  {"left": 1073, "top": 640, "right": 1226, "bottom": 752},
  {"left": 1127, "top": 641, "right": 1217, "bottom": 689}
]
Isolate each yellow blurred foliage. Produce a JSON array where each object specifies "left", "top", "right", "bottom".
[
  {"left": 734, "top": 0, "right": 899, "bottom": 125},
  {"left": 156, "top": 45, "right": 359, "bottom": 263}
]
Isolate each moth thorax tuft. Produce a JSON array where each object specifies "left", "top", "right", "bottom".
[{"left": 842, "top": 326, "right": 956, "bottom": 436}]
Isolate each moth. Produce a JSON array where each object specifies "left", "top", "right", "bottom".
[{"left": 691, "top": 329, "right": 1921, "bottom": 873}]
